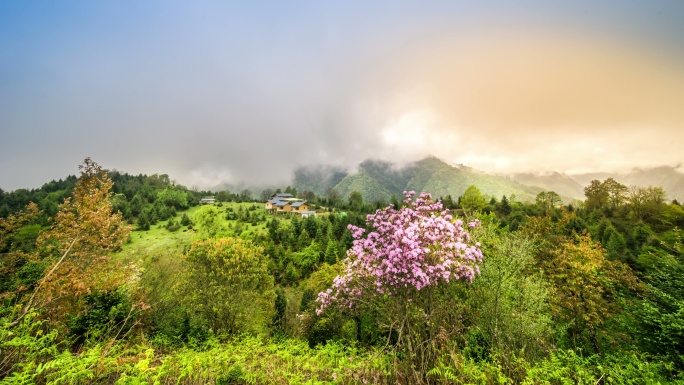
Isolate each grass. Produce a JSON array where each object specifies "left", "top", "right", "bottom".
[
  {"left": 116, "top": 202, "right": 300, "bottom": 264},
  {"left": 116, "top": 206, "right": 201, "bottom": 264}
]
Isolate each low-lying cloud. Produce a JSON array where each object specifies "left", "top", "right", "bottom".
[{"left": 1, "top": 2, "right": 683, "bottom": 190}]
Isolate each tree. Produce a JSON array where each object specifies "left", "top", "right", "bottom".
[
  {"left": 584, "top": 180, "right": 609, "bottom": 211},
  {"left": 137, "top": 212, "right": 151, "bottom": 231},
  {"left": 498, "top": 195, "right": 512, "bottom": 215},
  {"left": 156, "top": 188, "right": 188, "bottom": 209},
  {"left": 628, "top": 186, "right": 647, "bottom": 219},
  {"left": 216, "top": 190, "right": 231, "bottom": 203},
  {"left": 180, "top": 213, "right": 192, "bottom": 227},
  {"left": 628, "top": 185, "right": 667, "bottom": 222},
  {"left": 546, "top": 232, "right": 639, "bottom": 354},
  {"left": 182, "top": 238, "right": 275, "bottom": 335},
  {"left": 194, "top": 205, "right": 224, "bottom": 237},
  {"left": 603, "top": 178, "right": 628, "bottom": 211},
  {"left": 129, "top": 193, "right": 145, "bottom": 216},
  {"left": 348, "top": 191, "right": 364, "bottom": 211},
  {"left": 536, "top": 191, "right": 561, "bottom": 212},
  {"left": 260, "top": 188, "right": 275, "bottom": 202},
  {"left": 461, "top": 185, "right": 486, "bottom": 212},
  {"left": 326, "top": 188, "right": 341, "bottom": 207},
  {"left": 324, "top": 239, "right": 339, "bottom": 265},
  {"left": 468, "top": 220, "right": 553, "bottom": 365},
  {"left": 297, "top": 228, "right": 312, "bottom": 250},
  {"left": 15, "top": 158, "right": 132, "bottom": 327},
  {"left": 316, "top": 191, "right": 483, "bottom": 379},
  {"left": 0, "top": 203, "right": 42, "bottom": 297},
  {"left": 240, "top": 189, "right": 253, "bottom": 201}
]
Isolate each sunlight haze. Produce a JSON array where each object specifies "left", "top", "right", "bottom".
[{"left": 1, "top": 1, "right": 683, "bottom": 190}]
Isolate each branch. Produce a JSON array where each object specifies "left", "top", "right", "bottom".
[{"left": 9, "top": 235, "right": 80, "bottom": 327}]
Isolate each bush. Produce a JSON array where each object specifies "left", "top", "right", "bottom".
[{"left": 180, "top": 238, "right": 276, "bottom": 336}]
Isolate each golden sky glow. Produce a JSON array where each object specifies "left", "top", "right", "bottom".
[{"left": 1, "top": 2, "right": 683, "bottom": 189}]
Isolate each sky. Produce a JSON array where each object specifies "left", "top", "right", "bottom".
[{"left": 1, "top": 1, "right": 684, "bottom": 191}]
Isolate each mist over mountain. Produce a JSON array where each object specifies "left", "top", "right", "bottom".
[
  {"left": 293, "top": 156, "right": 548, "bottom": 203},
  {"left": 511, "top": 172, "right": 586, "bottom": 200},
  {"left": 291, "top": 157, "right": 684, "bottom": 204},
  {"left": 570, "top": 166, "right": 684, "bottom": 202},
  {"left": 507, "top": 166, "right": 684, "bottom": 202}
]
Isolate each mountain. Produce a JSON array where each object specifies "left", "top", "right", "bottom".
[
  {"left": 512, "top": 172, "right": 585, "bottom": 200},
  {"left": 295, "top": 156, "right": 553, "bottom": 204},
  {"left": 331, "top": 159, "right": 411, "bottom": 203},
  {"left": 400, "top": 157, "right": 545, "bottom": 203},
  {"left": 274, "top": 158, "right": 684, "bottom": 205},
  {"left": 292, "top": 165, "right": 348, "bottom": 195}
]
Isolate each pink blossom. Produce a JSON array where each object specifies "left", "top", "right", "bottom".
[{"left": 316, "top": 191, "right": 482, "bottom": 315}]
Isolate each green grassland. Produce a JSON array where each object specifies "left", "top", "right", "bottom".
[{"left": 117, "top": 202, "right": 286, "bottom": 263}]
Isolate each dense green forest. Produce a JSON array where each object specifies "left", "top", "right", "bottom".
[{"left": 1, "top": 158, "right": 683, "bottom": 384}]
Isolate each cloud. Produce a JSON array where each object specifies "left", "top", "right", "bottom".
[
  {"left": 338, "top": 29, "right": 684, "bottom": 174},
  {"left": 1, "top": 3, "right": 683, "bottom": 190}
]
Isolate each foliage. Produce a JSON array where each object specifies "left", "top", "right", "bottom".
[
  {"left": 467, "top": 218, "right": 553, "bottom": 370},
  {"left": 316, "top": 191, "right": 483, "bottom": 382},
  {"left": 15, "top": 158, "right": 133, "bottom": 328},
  {"left": 317, "top": 191, "right": 482, "bottom": 312},
  {"left": 0, "top": 203, "right": 42, "bottom": 297},
  {"left": 193, "top": 205, "right": 226, "bottom": 237},
  {"left": 181, "top": 237, "right": 275, "bottom": 336},
  {"left": 67, "top": 288, "right": 140, "bottom": 347},
  {"left": 1, "top": 330, "right": 393, "bottom": 384},
  {"left": 461, "top": 185, "right": 488, "bottom": 212},
  {"left": 5, "top": 161, "right": 684, "bottom": 384},
  {"left": 536, "top": 191, "right": 562, "bottom": 212}
]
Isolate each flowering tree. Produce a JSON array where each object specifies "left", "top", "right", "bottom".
[
  {"left": 316, "top": 191, "right": 482, "bottom": 380},
  {"left": 317, "top": 191, "right": 482, "bottom": 313}
]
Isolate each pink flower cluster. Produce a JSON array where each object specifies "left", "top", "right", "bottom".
[{"left": 316, "top": 191, "right": 482, "bottom": 315}]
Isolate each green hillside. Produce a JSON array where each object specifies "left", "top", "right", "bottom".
[
  {"left": 326, "top": 156, "right": 546, "bottom": 203},
  {"left": 406, "top": 157, "right": 543, "bottom": 202},
  {"left": 334, "top": 170, "right": 396, "bottom": 204},
  {"left": 292, "top": 165, "right": 349, "bottom": 196}
]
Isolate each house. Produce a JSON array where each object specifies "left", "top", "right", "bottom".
[
  {"left": 265, "top": 192, "right": 315, "bottom": 215},
  {"left": 290, "top": 201, "right": 310, "bottom": 213},
  {"left": 271, "top": 193, "right": 294, "bottom": 199},
  {"left": 301, "top": 210, "right": 316, "bottom": 218},
  {"left": 274, "top": 200, "right": 292, "bottom": 213},
  {"left": 265, "top": 199, "right": 281, "bottom": 211},
  {"left": 200, "top": 197, "right": 216, "bottom": 204}
]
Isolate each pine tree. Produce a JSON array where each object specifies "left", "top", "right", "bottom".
[
  {"left": 324, "top": 239, "right": 339, "bottom": 264},
  {"left": 298, "top": 228, "right": 312, "bottom": 250}
]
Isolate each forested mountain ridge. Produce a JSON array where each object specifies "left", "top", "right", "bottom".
[
  {"left": 295, "top": 156, "right": 684, "bottom": 205},
  {"left": 296, "top": 156, "right": 555, "bottom": 203}
]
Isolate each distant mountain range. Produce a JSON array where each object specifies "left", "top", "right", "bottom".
[
  {"left": 512, "top": 166, "right": 684, "bottom": 202},
  {"left": 568, "top": 166, "right": 684, "bottom": 202},
  {"left": 294, "top": 156, "right": 548, "bottom": 203},
  {"left": 210, "top": 156, "right": 684, "bottom": 204},
  {"left": 293, "top": 157, "right": 684, "bottom": 204}
]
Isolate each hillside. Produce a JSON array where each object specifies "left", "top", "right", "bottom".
[
  {"left": 296, "top": 156, "right": 549, "bottom": 204},
  {"left": 292, "top": 165, "right": 349, "bottom": 196},
  {"left": 193, "top": 160, "right": 684, "bottom": 206}
]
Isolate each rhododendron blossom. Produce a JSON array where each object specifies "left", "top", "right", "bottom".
[{"left": 316, "top": 191, "right": 482, "bottom": 315}]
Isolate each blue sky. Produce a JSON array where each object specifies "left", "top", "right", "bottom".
[{"left": 1, "top": 1, "right": 684, "bottom": 190}]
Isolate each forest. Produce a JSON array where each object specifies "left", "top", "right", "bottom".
[{"left": 1, "top": 158, "right": 683, "bottom": 384}]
